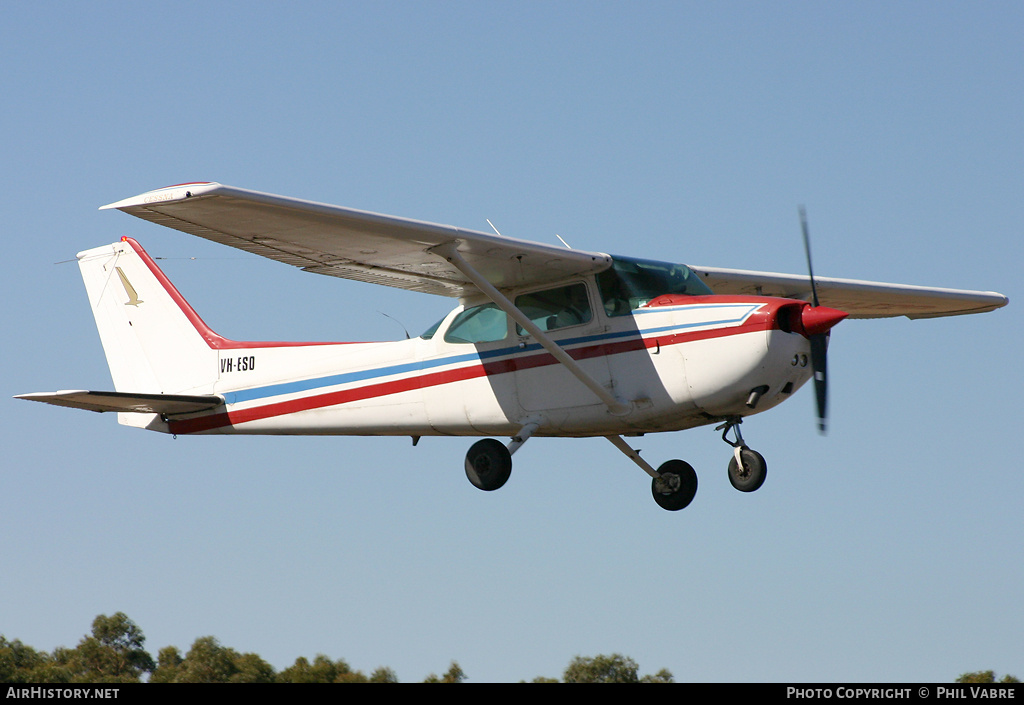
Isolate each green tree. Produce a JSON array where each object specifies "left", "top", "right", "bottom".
[
  {"left": 641, "top": 668, "right": 675, "bottom": 683},
  {"left": 32, "top": 647, "right": 75, "bottom": 683},
  {"left": 59, "top": 613, "right": 155, "bottom": 683},
  {"left": 564, "top": 654, "right": 638, "bottom": 683},
  {"left": 562, "top": 653, "right": 673, "bottom": 683},
  {"left": 424, "top": 661, "right": 465, "bottom": 683},
  {"left": 956, "top": 671, "right": 1019, "bottom": 683},
  {"left": 148, "top": 646, "right": 184, "bottom": 683},
  {"left": 164, "top": 636, "right": 274, "bottom": 683},
  {"left": 368, "top": 666, "right": 399, "bottom": 683},
  {"left": 277, "top": 654, "right": 366, "bottom": 683},
  {"left": 173, "top": 637, "right": 234, "bottom": 683},
  {"left": 232, "top": 651, "right": 276, "bottom": 683},
  {"left": 0, "top": 637, "right": 48, "bottom": 683}
]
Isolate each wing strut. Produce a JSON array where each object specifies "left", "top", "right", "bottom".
[{"left": 430, "top": 242, "right": 630, "bottom": 416}]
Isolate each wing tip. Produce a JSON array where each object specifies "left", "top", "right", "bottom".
[{"left": 100, "top": 182, "right": 221, "bottom": 211}]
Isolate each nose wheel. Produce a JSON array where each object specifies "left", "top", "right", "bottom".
[
  {"left": 718, "top": 418, "right": 768, "bottom": 493},
  {"left": 728, "top": 447, "right": 767, "bottom": 492}
]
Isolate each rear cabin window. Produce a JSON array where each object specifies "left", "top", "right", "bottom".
[
  {"left": 514, "top": 282, "right": 593, "bottom": 335},
  {"left": 596, "top": 256, "right": 712, "bottom": 317},
  {"left": 420, "top": 316, "right": 445, "bottom": 340}
]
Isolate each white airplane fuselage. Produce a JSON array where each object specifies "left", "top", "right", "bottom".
[{"left": 150, "top": 296, "right": 817, "bottom": 439}]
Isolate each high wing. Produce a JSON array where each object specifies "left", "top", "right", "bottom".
[
  {"left": 14, "top": 391, "right": 223, "bottom": 415},
  {"left": 102, "top": 182, "right": 1007, "bottom": 318},
  {"left": 690, "top": 266, "right": 1007, "bottom": 319},
  {"left": 101, "top": 182, "right": 611, "bottom": 298}
]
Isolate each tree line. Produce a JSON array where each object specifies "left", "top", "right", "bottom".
[
  {"left": 0, "top": 612, "right": 673, "bottom": 683},
  {"left": 4, "top": 613, "right": 1015, "bottom": 683}
]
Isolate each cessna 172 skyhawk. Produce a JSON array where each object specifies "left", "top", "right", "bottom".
[{"left": 17, "top": 183, "right": 1008, "bottom": 510}]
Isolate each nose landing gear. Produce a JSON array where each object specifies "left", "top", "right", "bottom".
[{"left": 717, "top": 418, "right": 767, "bottom": 493}]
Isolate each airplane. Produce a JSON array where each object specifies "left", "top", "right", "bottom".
[{"left": 16, "top": 182, "right": 1008, "bottom": 511}]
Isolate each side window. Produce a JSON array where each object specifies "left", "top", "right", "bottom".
[
  {"left": 419, "top": 316, "right": 445, "bottom": 340},
  {"left": 443, "top": 303, "right": 508, "bottom": 344},
  {"left": 514, "top": 282, "right": 592, "bottom": 335}
]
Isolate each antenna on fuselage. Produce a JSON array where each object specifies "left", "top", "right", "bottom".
[
  {"left": 377, "top": 311, "right": 411, "bottom": 340},
  {"left": 555, "top": 234, "right": 573, "bottom": 249}
]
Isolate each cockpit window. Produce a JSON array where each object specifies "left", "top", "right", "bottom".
[
  {"left": 443, "top": 303, "right": 508, "bottom": 344},
  {"left": 596, "top": 256, "right": 712, "bottom": 317},
  {"left": 514, "top": 282, "right": 592, "bottom": 335},
  {"left": 420, "top": 316, "right": 445, "bottom": 340}
]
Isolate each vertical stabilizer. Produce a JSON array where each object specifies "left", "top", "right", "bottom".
[{"left": 77, "top": 238, "right": 219, "bottom": 396}]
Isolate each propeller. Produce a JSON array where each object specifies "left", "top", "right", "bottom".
[{"left": 799, "top": 206, "right": 847, "bottom": 434}]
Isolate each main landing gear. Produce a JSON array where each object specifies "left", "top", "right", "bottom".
[
  {"left": 463, "top": 421, "right": 540, "bottom": 492},
  {"left": 604, "top": 435, "right": 699, "bottom": 510},
  {"left": 464, "top": 439, "right": 512, "bottom": 491}
]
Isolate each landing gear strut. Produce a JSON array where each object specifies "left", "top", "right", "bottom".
[{"left": 717, "top": 418, "right": 767, "bottom": 493}]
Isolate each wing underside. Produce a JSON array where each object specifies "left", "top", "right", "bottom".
[{"left": 101, "top": 182, "right": 611, "bottom": 297}]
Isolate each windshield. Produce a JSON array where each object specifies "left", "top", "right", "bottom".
[{"left": 596, "top": 256, "right": 712, "bottom": 317}]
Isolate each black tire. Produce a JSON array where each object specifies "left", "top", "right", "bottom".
[
  {"left": 464, "top": 438, "right": 512, "bottom": 491},
  {"left": 651, "top": 459, "right": 698, "bottom": 511},
  {"left": 727, "top": 448, "right": 767, "bottom": 492}
]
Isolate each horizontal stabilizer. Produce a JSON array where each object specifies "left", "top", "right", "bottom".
[{"left": 15, "top": 390, "right": 223, "bottom": 415}]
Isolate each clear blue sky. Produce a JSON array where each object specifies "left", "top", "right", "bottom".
[{"left": 2, "top": 1, "right": 1020, "bottom": 683}]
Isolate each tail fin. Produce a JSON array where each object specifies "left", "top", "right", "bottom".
[{"left": 77, "top": 238, "right": 220, "bottom": 396}]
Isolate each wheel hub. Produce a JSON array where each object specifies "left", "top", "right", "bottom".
[{"left": 654, "top": 472, "right": 681, "bottom": 495}]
